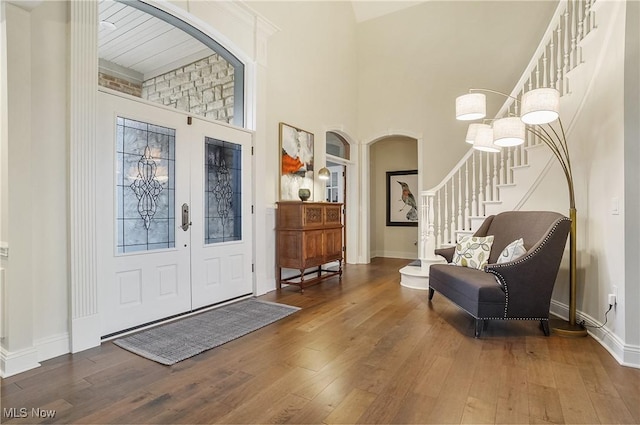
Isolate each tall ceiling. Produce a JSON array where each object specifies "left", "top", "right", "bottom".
[{"left": 350, "top": 1, "right": 426, "bottom": 23}]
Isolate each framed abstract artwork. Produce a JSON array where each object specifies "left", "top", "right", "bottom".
[
  {"left": 279, "top": 122, "right": 314, "bottom": 200},
  {"left": 386, "top": 170, "right": 419, "bottom": 227}
]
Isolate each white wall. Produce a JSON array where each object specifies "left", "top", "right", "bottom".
[
  {"left": 356, "top": 1, "right": 558, "bottom": 189},
  {"left": 245, "top": 0, "right": 359, "bottom": 204},
  {"left": 29, "top": 1, "right": 69, "bottom": 356},
  {"left": 2, "top": 3, "right": 37, "bottom": 375},
  {"left": 1, "top": 2, "right": 69, "bottom": 375},
  {"left": 521, "top": 1, "right": 635, "bottom": 364},
  {"left": 623, "top": 0, "right": 640, "bottom": 355},
  {"left": 370, "top": 137, "right": 418, "bottom": 259}
]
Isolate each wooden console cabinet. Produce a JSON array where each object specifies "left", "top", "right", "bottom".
[{"left": 276, "top": 201, "right": 343, "bottom": 293}]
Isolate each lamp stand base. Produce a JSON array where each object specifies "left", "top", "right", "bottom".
[{"left": 550, "top": 318, "right": 588, "bottom": 337}]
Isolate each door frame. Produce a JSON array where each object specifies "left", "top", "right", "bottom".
[{"left": 69, "top": 0, "right": 268, "bottom": 352}]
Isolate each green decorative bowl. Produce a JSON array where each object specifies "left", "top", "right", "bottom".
[{"left": 298, "top": 188, "right": 311, "bottom": 201}]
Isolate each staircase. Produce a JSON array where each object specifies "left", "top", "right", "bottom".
[{"left": 401, "top": 0, "right": 616, "bottom": 288}]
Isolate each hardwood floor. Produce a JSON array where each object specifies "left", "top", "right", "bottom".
[{"left": 2, "top": 257, "right": 639, "bottom": 424}]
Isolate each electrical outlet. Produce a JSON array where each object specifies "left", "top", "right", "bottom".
[{"left": 608, "top": 293, "right": 616, "bottom": 306}]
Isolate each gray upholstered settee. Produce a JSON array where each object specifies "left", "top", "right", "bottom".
[{"left": 428, "top": 211, "right": 571, "bottom": 337}]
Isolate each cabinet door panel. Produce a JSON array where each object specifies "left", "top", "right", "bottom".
[
  {"left": 324, "top": 227, "right": 343, "bottom": 261},
  {"left": 324, "top": 205, "right": 342, "bottom": 225},
  {"left": 303, "top": 230, "right": 325, "bottom": 265},
  {"left": 278, "top": 231, "right": 302, "bottom": 268}
]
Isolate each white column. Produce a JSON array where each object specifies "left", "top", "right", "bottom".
[{"left": 70, "top": 1, "right": 100, "bottom": 352}]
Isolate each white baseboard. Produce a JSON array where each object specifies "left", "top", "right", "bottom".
[
  {"left": 372, "top": 250, "right": 417, "bottom": 260},
  {"left": 550, "top": 300, "right": 640, "bottom": 369},
  {"left": 71, "top": 314, "right": 101, "bottom": 353},
  {"left": 35, "top": 332, "right": 70, "bottom": 362},
  {"left": 0, "top": 345, "right": 41, "bottom": 378}
]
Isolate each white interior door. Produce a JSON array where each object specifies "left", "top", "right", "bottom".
[{"left": 97, "top": 91, "right": 253, "bottom": 336}]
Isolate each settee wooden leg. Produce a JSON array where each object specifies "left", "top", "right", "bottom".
[
  {"left": 474, "top": 319, "right": 483, "bottom": 338},
  {"left": 541, "top": 320, "right": 550, "bottom": 336},
  {"left": 428, "top": 287, "right": 434, "bottom": 300}
]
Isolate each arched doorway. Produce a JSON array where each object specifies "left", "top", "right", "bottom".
[
  {"left": 360, "top": 131, "right": 423, "bottom": 263},
  {"left": 369, "top": 136, "right": 419, "bottom": 260}
]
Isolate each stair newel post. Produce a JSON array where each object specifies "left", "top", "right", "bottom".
[{"left": 420, "top": 191, "right": 441, "bottom": 272}]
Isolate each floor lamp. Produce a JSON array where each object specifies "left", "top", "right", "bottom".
[{"left": 455, "top": 87, "right": 587, "bottom": 337}]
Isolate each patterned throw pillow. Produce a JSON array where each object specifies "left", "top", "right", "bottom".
[
  {"left": 496, "top": 238, "right": 527, "bottom": 264},
  {"left": 451, "top": 235, "right": 494, "bottom": 270}
]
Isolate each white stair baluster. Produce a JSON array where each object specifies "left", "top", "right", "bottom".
[
  {"left": 457, "top": 170, "right": 463, "bottom": 231},
  {"left": 443, "top": 185, "right": 449, "bottom": 245},
  {"left": 570, "top": 0, "right": 577, "bottom": 70},
  {"left": 437, "top": 190, "right": 442, "bottom": 248},
  {"left": 486, "top": 152, "right": 492, "bottom": 202},
  {"left": 464, "top": 162, "right": 470, "bottom": 230},
  {"left": 507, "top": 147, "right": 513, "bottom": 184},
  {"left": 450, "top": 176, "right": 456, "bottom": 242},
  {"left": 556, "top": 17, "right": 569, "bottom": 95},
  {"left": 577, "top": 0, "right": 584, "bottom": 65},
  {"left": 549, "top": 34, "right": 556, "bottom": 89},
  {"left": 543, "top": 49, "right": 548, "bottom": 88},
  {"left": 492, "top": 152, "right": 498, "bottom": 201},
  {"left": 472, "top": 151, "right": 478, "bottom": 217}
]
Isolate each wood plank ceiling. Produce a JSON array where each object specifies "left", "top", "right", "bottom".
[{"left": 98, "top": 0, "right": 212, "bottom": 81}]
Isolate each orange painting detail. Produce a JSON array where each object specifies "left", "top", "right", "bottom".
[{"left": 281, "top": 153, "right": 304, "bottom": 174}]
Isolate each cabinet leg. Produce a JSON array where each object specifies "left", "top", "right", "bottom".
[
  {"left": 299, "top": 269, "right": 305, "bottom": 293},
  {"left": 338, "top": 260, "right": 343, "bottom": 281},
  {"left": 276, "top": 267, "right": 282, "bottom": 290}
]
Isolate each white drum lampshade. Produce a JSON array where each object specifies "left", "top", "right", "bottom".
[
  {"left": 493, "top": 117, "right": 525, "bottom": 147},
  {"left": 465, "top": 123, "right": 490, "bottom": 144},
  {"left": 456, "top": 93, "right": 486, "bottom": 121},
  {"left": 521, "top": 88, "right": 560, "bottom": 124},
  {"left": 473, "top": 126, "right": 500, "bottom": 152}
]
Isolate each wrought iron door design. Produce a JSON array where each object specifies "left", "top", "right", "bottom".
[
  {"left": 205, "top": 138, "right": 242, "bottom": 244},
  {"left": 116, "top": 117, "right": 175, "bottom": 253}
]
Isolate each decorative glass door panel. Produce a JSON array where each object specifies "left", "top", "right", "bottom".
[
  {"left": 116, "top": 117, "right": 176, "bottom": 253},
  {"left": 205, "top": 138, "right": 241, "bottom": 244}
]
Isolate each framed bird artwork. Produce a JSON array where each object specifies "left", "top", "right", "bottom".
[{"left": 386, "top": 170, "right": 419, "bottom": 226}]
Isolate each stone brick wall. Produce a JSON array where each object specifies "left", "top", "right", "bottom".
[
  {"left": 98, "top": 73, "right": 143, "bottom": 97},
  {"left": 141, "top": 54, "right": 235, "bottom": 124}
]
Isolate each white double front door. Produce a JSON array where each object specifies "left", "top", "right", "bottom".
[{"left": 97, "top": 91, "right": 253, "bottom": 336}]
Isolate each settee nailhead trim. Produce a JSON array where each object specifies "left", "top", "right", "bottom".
[{"left": 484, "top": 217, "right": 570, "bottom": 319}]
